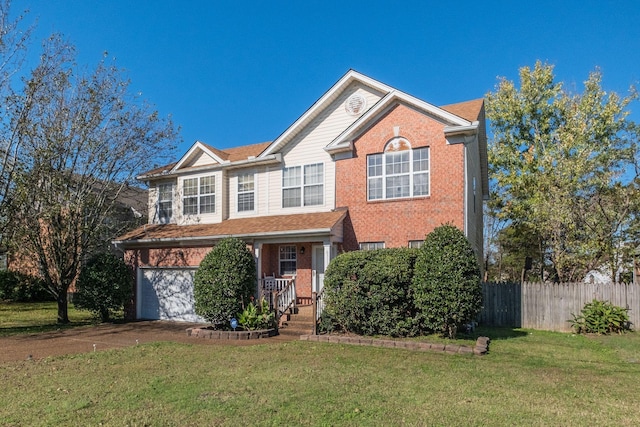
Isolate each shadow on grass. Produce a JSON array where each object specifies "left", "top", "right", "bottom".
[
  {"left": 460, "top": 326, "right": 529, "bottom": 341},
  {"left": 0, "top": 320, "right": 98, "bottom": 337}
]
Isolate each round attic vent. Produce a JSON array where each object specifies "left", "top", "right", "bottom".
[{"left": 345, "top": 93, "right": 367, "bottom": 116}]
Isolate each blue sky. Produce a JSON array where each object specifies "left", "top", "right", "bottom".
[{"left": 19, "top": 0, "right": 640, "bottom": 157}]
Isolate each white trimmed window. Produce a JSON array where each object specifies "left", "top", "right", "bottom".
[
  {"left": 367, "top": 139, "right": 429, "bottom": 201},
  {"left": 183, "top": 175, "right": 215, "bottom": 215},
  {"left": 237, "top": 173, "right": 255, "bottom": 212},
  {"left": 279, "top": 245, "right": 297, "bottom": 275},
  {"left": 157, "top": 183, "right": 173, "bottom": 223},
  {"left": 359, "top": 242, "right": 385, "bottom": 250},
  {"left": 282, "top": 163, "right": 324, "bottom": 208},
  {"left": 408, "top": 240, "right": 424, "bottom": 249}
]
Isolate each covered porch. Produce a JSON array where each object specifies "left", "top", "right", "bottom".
[{"left": 114, "top": 209, "right": 347, "bottom": 323}]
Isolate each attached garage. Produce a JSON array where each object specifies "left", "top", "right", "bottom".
[{"left": 137, "top": 267, "right": 205, "bottom": 322}]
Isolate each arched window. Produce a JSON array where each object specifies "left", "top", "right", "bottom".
[{"left": 366, "top": 138, "right": 429, "bottom": 200}]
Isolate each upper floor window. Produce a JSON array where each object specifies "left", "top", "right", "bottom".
[
  {"left": 183, "top": 175, "right": 215, "bottom": 215},
  {"left": 237, "top": 173, "right": 255, "bottom": 212},
  {"left": 367, "top": 139, "right": 429, "bottom": 201},
  {"left": 157, "top": 183, "right": 173, "bottom": 223},
  {"left": 282, "top": 163, "right": 324, "bottom": 208}
]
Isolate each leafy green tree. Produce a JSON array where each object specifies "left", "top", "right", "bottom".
[
  {"left": 486, "top": 61, "right": 640, "bottom": 282},
  {"left": 5, "top": 34, "right": 176, "bottom": 324},
  {"left": 74, "top": 252, "right": 133, "bottom": 322},
  {"left": 194, "top": 237, "right": 256, "bottom": 328},
  {"left": 412, "top": 225, "right": 482, "bottom": 338}
]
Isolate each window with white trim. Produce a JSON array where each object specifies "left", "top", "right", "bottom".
[
  {"left": 367, "top": 139, "right": 429, "bottom": 201},
  {"left": 359, "top": 242, "right": 385, "bottom": 250},
  {"left": 237, "top": 173, "right": 255, "bottom": 212},
  {"left": 408, "top": 240, "right": 424, "bottom": 249},
  {"left": 279, "top": 245, "right": 297, "bottom": 275},
  {"left": 282, "top": 163, "right": 324, "bottom": 208},
  {"left": 157, "top": 183, "right": 173, "bottom": 223},
  {"left": 183, "top": 175, "right": 215, "bottom": 215}
]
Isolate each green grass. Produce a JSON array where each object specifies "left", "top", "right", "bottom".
[
  {"left": 0, "top": 301, "right": 96, "bottom": 336},
  {"left": 1, "top": 303, "right": 639, "bottom": 425}
]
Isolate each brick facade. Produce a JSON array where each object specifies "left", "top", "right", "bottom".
[{"left": 336, "top": 104, "right": 465, "bottom": 250}]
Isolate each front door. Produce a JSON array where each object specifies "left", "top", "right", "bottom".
[{"left": 312, "top": 244, "right": 326, "bottom": 293}]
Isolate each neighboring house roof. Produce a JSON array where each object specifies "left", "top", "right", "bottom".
[
  {"left": 116, "top": 184, "right": 148, "bottom": 217},
  {"left": 114, "top": 209, "right": 348, "bottom": 245}
]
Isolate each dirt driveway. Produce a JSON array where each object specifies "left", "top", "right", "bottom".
[{"left": 0, "top": 321, "right": 293, "bottom": 363}]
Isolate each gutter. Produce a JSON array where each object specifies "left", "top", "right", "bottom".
[{"left": 113, "top": 227, "right": 335, "bottom": 247}]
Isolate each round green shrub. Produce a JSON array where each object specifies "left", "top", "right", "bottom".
[
  {"left": 412, "top": 224, "right": 482, "bottom": 338},
  {"left": 194, "top": 237, "right": 256, "bottom": 328},
  {"left": 323, "top": 247, "right": 419, "bottom": 337},
  {"left": 74, "top": 252, "right": 133, "bottom": 322},
  {"left": 570, "top": 299, "right": 631, "bottom": 334}
]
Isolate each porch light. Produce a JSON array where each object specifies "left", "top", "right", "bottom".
[{"left": 300, "top": 246, "right": 305, "bottom": 255}]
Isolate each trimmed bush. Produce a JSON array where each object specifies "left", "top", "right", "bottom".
[
  {"left": 74, "top": 252, "right": 133, "bottom": 322},
  {"left": 570, "top": 299, "right": 631, "bottom": 334},
  {"left": 194, "top": 237, "right": 256, "bottom": 328},
  {"left": 412, "top": 224, "right": 482, "bottom": 338},
  {"left": 0, "top": 270, "right": 51, "bottom": 302},
  {"left": 323, "top": 248, "right": 419, "bottom": 337}
]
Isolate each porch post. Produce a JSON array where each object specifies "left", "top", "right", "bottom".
[
  {"left": 312, "top": 291, "right": 317, "bottom": 335},
  {"left": 254, "top": 242, "right": 262, "bottom": 295},
  {"left": 322, "top": 240, "right": 331, "bottom": 293}
]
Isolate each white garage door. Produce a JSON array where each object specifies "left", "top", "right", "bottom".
[{"left": 138, "top": 268, "right": 205, "bottom": 322}]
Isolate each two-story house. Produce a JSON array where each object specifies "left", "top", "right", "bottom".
[{"left": 114, "top": 70, "right": 488, "bottom": 322}]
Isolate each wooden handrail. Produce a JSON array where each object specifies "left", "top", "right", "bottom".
[
  {"left": 312, "top": 287, "right": 325, "bottom": 335},
  {"left": 274, "top": 277, "right": 296, "bottom": 321}
]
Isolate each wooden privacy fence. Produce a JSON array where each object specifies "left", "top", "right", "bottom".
[{"left": 480, "top": 282, "right": 640, "bottom": 332}]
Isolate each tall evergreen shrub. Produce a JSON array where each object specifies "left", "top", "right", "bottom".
[
  {"left": 412, "top": 224, "right": 482, "bottom": 338},
  {"left": 194, "top": 237, "right": 256, "bottom": 328},
  {"left": 323, "top": 248, "right": 419, "bottom": 336}
]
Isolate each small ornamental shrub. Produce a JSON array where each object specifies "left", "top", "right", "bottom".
[
  {"left": 194, "top": 237, "right": 256, "bottom": 328},
  {"left": 238, "top": 297, "right": 275, "bottom": 330},
  {"left": 570, "top": 299, "right": 631, "bottom": 334},
  {"left": 412, "top": 224, "right": 482, "bottom": 338},
  {"left": 323, "top": 247, "right": 419, "bottom": 337},
  {"left": 0, "top": 270, "right": 51, "bottom": 302},
  {"left": 74, "top": 252, "right": 133, "bottom": 322}
]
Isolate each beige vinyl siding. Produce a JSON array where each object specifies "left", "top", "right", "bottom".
[
  {"left": 147, "top": 184, "right": 159, "bottom": 223},
  {"left": 266, "top": 83, "right": 383, "bottom": 215},
  {"left": 148, "top": 179, "right": 177, "bottom": 224},
  {"left": 176, "top": 171, "right": 224, "bottom": 225},
  {"left": 464, "top": 135, "right": 484, "bottom": 265},
  {"left": 227, "top": 168, "right": 258, "bottom": 218},
  {"left": 185, "top": 150, "right": 221, "bottom": 168}
]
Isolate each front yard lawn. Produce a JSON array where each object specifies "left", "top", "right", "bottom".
[
  {"left": 0, "top": 301, "right": 95, "bottom": 336},
  {"left": 1, "top": 302, "right": 639, "bottom": 425}
]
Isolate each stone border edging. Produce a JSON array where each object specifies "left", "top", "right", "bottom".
[
  {"left": 300, "top": 334, "right": 491, "bottom": 356},
  {"left": 186, "top": 327, "right": 277, "bottom": 340}
]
